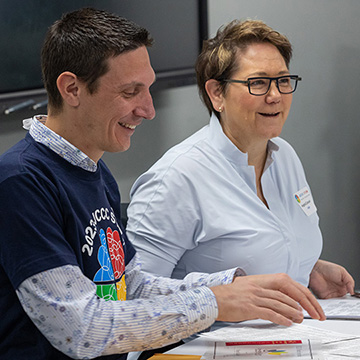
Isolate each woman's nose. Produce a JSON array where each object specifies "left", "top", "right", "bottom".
[{"left": 265, "top": 80, "right": 282, "bottom": 102}]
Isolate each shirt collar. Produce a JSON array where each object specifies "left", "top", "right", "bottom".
[
  {"left": 207, "top": 112, "right": 279, "bottom": 171},
  {"left": 25, "top": 115, "right": 97, "bottom": 172}
]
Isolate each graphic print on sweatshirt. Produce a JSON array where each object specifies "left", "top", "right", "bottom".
[{"left": 93, "top": 227, "right": 126, "bottom": 301}]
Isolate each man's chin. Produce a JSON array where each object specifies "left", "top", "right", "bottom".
[{"left": 117, "top": 141, "right": 131, "bottom": 153}]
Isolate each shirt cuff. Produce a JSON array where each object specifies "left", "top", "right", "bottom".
[{"left": 175, "top": 285, "right": 218, "bottom": 329}]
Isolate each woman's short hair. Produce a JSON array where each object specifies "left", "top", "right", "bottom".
[
  {"left": 195, "top": 19, "right": 293, "bottom": 118},
  {"left": 41, "top": 7, "right": 153, "bottom": 112}
]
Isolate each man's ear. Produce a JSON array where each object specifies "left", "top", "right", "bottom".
[
  {"left": 56, "top": 72, "right": 81, "bottom": 107},
  {"left": 205, "top": 79, "right": 224, "bottom": 112}
]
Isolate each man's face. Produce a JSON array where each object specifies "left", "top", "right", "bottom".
[{"left": 77, "top": 46, "right": 156, "bottom": 161}]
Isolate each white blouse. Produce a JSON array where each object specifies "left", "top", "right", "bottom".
[{"left": 127, "top": 114, "right": 323, "bottom": 287}]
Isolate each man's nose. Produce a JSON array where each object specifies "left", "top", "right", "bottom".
[{"left": 134, "top": 92, "right": 156, "bottom": 120}]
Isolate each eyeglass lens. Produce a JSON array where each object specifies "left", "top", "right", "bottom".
[{"left": 249, "top": 77, "right": 297, "bottom": 95}]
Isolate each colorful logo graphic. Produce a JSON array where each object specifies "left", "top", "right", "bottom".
[
  {"left": 268, "top": 350, "right": 288, "bottom": 356},
  {"left": 295, "top": 194, "right": 301, "bottom": 203},
  {"left": 94, "top": 227, "right": 126, "bottom": 301}
]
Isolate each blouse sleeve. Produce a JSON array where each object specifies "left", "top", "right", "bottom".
[{"left": 127, "top": 162, "right": 202, "bottom": 277}]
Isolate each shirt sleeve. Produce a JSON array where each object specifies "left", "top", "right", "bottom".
[{"left": 16, "top": 255, "right": 239, "bottom": 358}]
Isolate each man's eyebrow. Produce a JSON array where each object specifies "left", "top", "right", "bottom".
[
  {"left": 118, "top": 78, "right": 158, "bottom": 90},
  {"left": 118, "top": 82, "right": 145, "bottom": 90}
]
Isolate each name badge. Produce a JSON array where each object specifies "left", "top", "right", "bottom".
[{"left": 294, "top": 186, "right": 317, "bottom": 216}]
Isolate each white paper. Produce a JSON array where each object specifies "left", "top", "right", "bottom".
[
  {"left": 198, "top": 321, "right": 360, "bottom": 359},
  {"left": 304, "top": 298, "right": 360, "bottom": 319},
  {"left": 202, "top": 339, "right": 323, "bottom": 359}
]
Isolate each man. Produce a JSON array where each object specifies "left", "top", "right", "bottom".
[{"left": 0, "top": 8, "right": 325, "bottom": 360}]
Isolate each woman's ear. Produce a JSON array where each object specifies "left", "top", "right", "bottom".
[
  {"left": 56, "top": 72, "right": 81, "bottom": 108},
  {"left": 205, "top": 79, "right": 224, "bottom": 112}
]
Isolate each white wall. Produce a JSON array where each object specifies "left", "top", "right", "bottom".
[{"left": 1, "top": 0, "right": 359, "bottom": 282}]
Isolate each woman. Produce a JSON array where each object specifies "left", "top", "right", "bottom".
[{"left": 127, "top": 19, "right": 354, "bottom": 299}]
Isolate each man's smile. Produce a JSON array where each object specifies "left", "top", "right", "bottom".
[{"left": 119, "top": 122, "right": 137, "bottom": 130}]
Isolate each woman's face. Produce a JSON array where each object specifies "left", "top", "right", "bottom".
[{"left": 219, "top": 42, "right": 293, "bottom": 150}]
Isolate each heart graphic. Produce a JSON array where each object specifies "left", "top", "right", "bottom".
[{"left": 106, "top": 227, "right": 125, "bottom": 280}]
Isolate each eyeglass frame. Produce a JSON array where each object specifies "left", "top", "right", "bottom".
[{"left": 220, "top": 75, "right": 302, "bottom": 96}]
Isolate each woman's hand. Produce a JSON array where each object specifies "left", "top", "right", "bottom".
[{"left": 309, "top": 260, "right": 355, "bottom": 299}]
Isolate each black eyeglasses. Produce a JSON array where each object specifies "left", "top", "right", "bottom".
[{"left": 221, "top": 75, "right": 302, "bottom": 96}]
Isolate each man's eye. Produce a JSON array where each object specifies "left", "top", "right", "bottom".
[{"left": 123, "top": 90, "right": 139, "bottom": 98}]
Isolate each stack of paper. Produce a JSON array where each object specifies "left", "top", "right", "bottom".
[
  {"left": 304, "top": 298, "right": 360, "bottom": 320},
  {"left": 198, "top": 321, "right": 360, "bottom": 359},
  {"left": 202, "top": 339, "right": 322, "bottom": 359}
]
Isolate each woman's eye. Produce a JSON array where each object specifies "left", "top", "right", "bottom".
[
  {"left": 279, "top": 78, "right": 290, "bottom": 85},
  {"left": 250, "top": 79, "right": 266, "bottom": 87}
]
